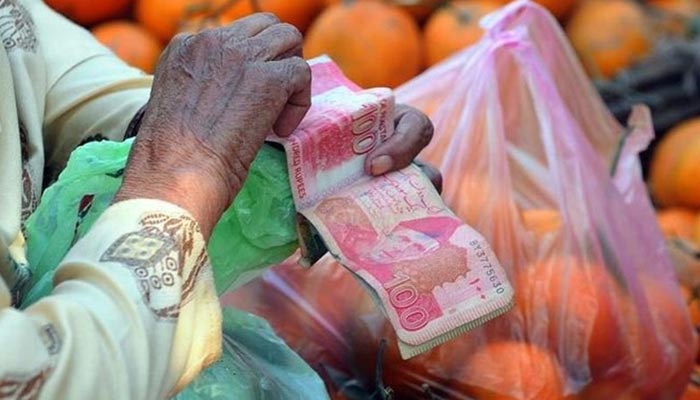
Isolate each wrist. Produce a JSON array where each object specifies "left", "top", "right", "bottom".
[{"left": 114, "top": 167, "right": 236, "bottom": 239}]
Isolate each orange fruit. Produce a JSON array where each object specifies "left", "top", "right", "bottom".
[
  {"left": 362, "top": 299, "right": 522, "bottom": 397},
  {"left": 682, "top": 366, "right": 700, "bottom": 400},
  {"left": 46, "top": 0, "right": 131, "bottom": 25},
  {"left": 456, "top": 341, "right": 565, "bottom": 399},
  {"left": 261, "top": 0, "right": 325, "bottom": 32},
  {"left": 565, "top": 0, "right": 652, "bottom": 79},
  {"left": 444, "top": 175, "right": 516, "bottom": 254},
  {"left": 648, "top": 0, "right": 700, "bottom": 36},
  {"left": 520, "top": 209, "right": 563, "bottom": 237},
  {"left": 649, "top": 119, "right": 700, "bottom": 208},
  {"left": 92, "top": 21, "right": 164, "bottom": 74},
  {"left": 396, "top": 0, "right": 443, "bottom": 21},
  {"left": 630, "top": 277, "right": 696, "bottom": 398},
  {"left": 516, "top": 257, "right": 626, "bottom": 378},
  {"left": 657, "top": 208, "right": 699, "bottom": 240},
  {"left": 492, "top": 0, "right": 578, "bottom": 20},
  {"left": 135, "top": 0, "right": 232, "bottom": 42},
  {"left": 323, "top": 0, "right": 442, "bottom": 22},
  {"left": 575, "top": 378, "right": 641, "bottom": 400},
  {"left": 304, "top": 1, "right": 423, "bottom": 88},
  {"left": 578, "top": 276, "right": 696, "bottom": 400},
  {"left": 531, "top": 0, "right": 578, "bottom": 20},
  {"left": 423, "top": 1, "right": 502, "bottom": 67},
  {"left": 682, "top": 383, "right": 700, "bottom": 400},
  {"left": 650, "top": 0, "right": 700, "bottom": 14},
  {"left": 219, "top": 0, "right": 324, "bottom": 32},
  {"left": 374, "top": 307, "right": 529, "bottom": 398},
  {"left": 681, "top": 285, "right": 700, "bottom": 329}
]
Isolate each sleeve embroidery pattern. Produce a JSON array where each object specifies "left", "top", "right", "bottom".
[
  {"left": 0, "top": 325, "right": 61, "bottom": 400},
  {"left": 0, "top": 366, "right": 52, "bottom": 400},
  {"left": 100, "top": 212, "right": 208, "bottom": 321},
  {"left": 0, "top": 0, "right": 36, "bottom": 53}
]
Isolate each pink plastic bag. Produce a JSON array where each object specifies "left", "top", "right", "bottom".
[{"left": 224, "top": 2, "right": 696, "bottom": 399}]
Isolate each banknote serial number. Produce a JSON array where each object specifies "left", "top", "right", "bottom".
[
  {"left": 469, "top": 240, "right": 505, "bottom": 295},
  {"left": 383, "top": 272, "right": 429, "bottom": 331}
]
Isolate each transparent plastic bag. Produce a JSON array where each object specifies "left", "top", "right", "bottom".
[
  {"left": 225, "top": 2, "right": 697, "bottom": 399},
  {"left": 21, "top": 138, "right": 297, "bottom": 305}
]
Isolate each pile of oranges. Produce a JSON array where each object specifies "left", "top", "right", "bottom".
[
  {"left": 47, "top": 0, "right": 700, "bottom": 87},
  {"left": 650, "top": 117, "right": 700, "bottom": 399}
]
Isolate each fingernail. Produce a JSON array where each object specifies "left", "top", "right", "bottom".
[{"left": 371, "top": 155, "right": 393, "bottom": 176}]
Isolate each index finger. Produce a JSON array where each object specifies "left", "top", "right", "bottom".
[
  {"left": 248, "top": 22, "right": 303, "bottom": 61},
  {"left": 269, "top": 57, "right": 312, "bottom": 137},
  {"left": 220, "top": 12, "right": 280, "bottom": 39}
]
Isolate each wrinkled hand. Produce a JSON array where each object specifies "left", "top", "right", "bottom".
[
  {"left": 365, "top": 104, "right": 442, "bottom": 193},
  {"left": 115, "top": 14, "right": 311, "bottom": 237}
]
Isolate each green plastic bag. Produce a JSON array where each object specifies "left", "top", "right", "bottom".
[
  {"left": 175, "top": 308, "right": 329, "bottom": 400},
  {"left": 21, "top": 139, "right": 329, "bottom": 400},
  {"left": 22, "top": 139, "right": 298, "bottom": 306}
]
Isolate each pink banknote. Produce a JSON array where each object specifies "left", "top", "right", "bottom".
[{"left": 274, "top": 56, "right": 514, "bottom": 358}]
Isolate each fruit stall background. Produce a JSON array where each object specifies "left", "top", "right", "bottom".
[{"left": 42, "top": 0, "right": 700, "bottom": 398}]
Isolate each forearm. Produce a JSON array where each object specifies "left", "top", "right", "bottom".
[{"left": 0, "top": 200, "right": 221, "bottom": 399}]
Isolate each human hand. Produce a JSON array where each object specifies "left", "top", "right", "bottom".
[
  {"left": 115, "top": 14, "right": 311, "bottom": 237},
  {"left": 365, "top": 104, "right": 442, "bottom": 193}
]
